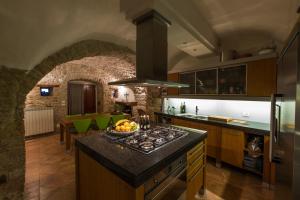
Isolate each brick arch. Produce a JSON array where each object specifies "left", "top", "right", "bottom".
[
  {"left": 18, "top": 40, "right": 136, "bottom": 130},
  {"left": 24, "top": 39, "right": 135, "bottom": 94}
]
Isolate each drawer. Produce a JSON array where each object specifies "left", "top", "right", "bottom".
[
  {"left": 186, "top": 166, "right": 204, "bottom": 200},
  {"left": 187, "top": 154, "right": 204, "bottom": 179},
  {"left": 187, "top": 142, "right": 204, "bottom": 164}
]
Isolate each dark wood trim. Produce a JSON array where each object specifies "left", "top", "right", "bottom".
[{"left": 37, "top": 84, "right": 60, "bottom": 87}]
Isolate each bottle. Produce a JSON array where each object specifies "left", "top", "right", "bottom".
[
  {"left": 140, "top": 116, "right": 145, "bottom": 130},
  {"left": 180, "top": 102, "right": 183, "bottom": 113},
  {"left": 183, "top": 102, "right": 186, "bottom": 113},
  {"left": 146, "top": 115, "right": 151, "bottom": 129}
]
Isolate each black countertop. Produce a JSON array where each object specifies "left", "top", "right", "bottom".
[
  {"left": 155, "top": 112, "right": 270, "bottom": 135},
  {"left": 75, "top": 126, "right": 207, "bottom": 188}
]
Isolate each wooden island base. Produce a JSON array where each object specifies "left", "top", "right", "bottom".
[
  {"left": 75, "top": 140, "right": 207, "bottom": 200},
  {"left": 76, "top": 149, "right": 144, "bottom": 200}
]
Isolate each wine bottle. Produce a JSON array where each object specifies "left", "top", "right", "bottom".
[
  {"left": 146, "top": 115, "right": 151, "bottom": 129},
  {"left": 140, "top": 116, "right": 144, "bottom": 130}
]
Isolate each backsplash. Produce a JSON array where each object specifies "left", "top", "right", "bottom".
[{"left": 163, "top": 98, "right": 271, "bottom": 123}]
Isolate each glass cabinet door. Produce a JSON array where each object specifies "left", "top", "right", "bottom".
[
  {"left": 179, "top": 72, "right": 195, "bottom": 94},
  {"left": 218, "top": 65, "right": 246, "bottom": 95},
  {"left": 196, "top": 69, "right": 217, "bottom": 94}
]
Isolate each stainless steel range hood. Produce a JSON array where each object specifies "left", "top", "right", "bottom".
[{"left": 108, "top": 10, "right": 189, "bottom": 88}]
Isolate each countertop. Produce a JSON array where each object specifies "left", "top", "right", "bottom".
[
  {"left": 155, "top": 112, "right": 270, "bottom": 135},
  {"left": 75, "top": 126, "right": 207, "bottom": 188}
]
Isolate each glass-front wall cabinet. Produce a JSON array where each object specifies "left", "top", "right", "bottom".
[
  {"left": 218, "top": 65, "right": 246, "bottom": 95},
  {"left": 196, "top": 69, "right": 217, "bottom": 94},
  {"left": 179, "top": 72, "right": 195, "bottom": 95}
]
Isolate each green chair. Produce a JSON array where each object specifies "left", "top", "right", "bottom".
[
  {"left": 111, "top": 114, "right": 126, "bottom": 125},
  {"left": 95, "top": 115, "right": 111, "bottom": 130},
  {"left": 70, "top": 119, "right": 92, "bottom": 152},
  {"left": 73, "top": 119, "right": 92, "bottom": 134}
]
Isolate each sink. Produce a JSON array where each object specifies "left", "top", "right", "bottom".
[
  {"left": 194, "top": 115, "right": 208, "bottom": 120},
  {"left": 176, "top": 114, "right": 208, "bottom": 120}
]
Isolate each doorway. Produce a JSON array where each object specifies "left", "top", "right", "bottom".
[{"left": 68, "top": 80, "right": 97, "bottom": 115}]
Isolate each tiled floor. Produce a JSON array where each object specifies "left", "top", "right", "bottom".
[{"left": 25, "top": 134, "right": 274, "bottom": 200}]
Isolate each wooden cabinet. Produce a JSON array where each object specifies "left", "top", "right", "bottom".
[
  {"left": 167, "top": 73, "right": 179, "bottom": 95},
  {"left": 186, "top": 141, "right": 206, "bottom": 200},
  {"left": 179, "top": 72, "right": 196, "bottom": 95},
  {"left": 76, "top": 149, "right": 144, "bottom": 200},
  {"left": 221, "top": 128, "right": 245, "bottom": 168},
  {"left": 172, "top": 118, "right": 191, "bottom": 127},
  {"left": 189, "top": 121, "right": 220, "bottom": 159},
  {"left": 218, "top": 65, "right": 247, "bottom": 95},
  {"left": 247, "top": 58, "right": 277, "bottom": 97},
  {"left": 173, "top": 57, "right": 276, "bottom": 97},
  {"left": 196, "top": 69, "right": 217, "bottom": 94}
]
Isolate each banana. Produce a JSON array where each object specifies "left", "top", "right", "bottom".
[{"left": 115, "top": 119, "right": 130, "bottom": 126}]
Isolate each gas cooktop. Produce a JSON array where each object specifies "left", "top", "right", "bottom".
[{"left": 117, "top": 126, "right": 189, "bottom": 154}]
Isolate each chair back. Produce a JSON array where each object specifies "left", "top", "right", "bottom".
[
  {"left": 95, "top": 115, "right": 111, "bottom": 130},
  {"left": 73, "top": 119, "right": 92, "bottom": 134},
  {"left": 111, "top": 114, "right": 125, "bottom": 125}
]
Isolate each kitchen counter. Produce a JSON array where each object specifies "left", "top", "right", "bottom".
[
  {"left": 75, "top": 126, "right": 207, "bottom": 188},
  {"left": 155, "top": 112, "right": 270, "bottom": 135}
]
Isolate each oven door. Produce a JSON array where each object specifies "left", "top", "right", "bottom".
[{"left": 144, "top": 166, "right": 187, "bottom": 200}]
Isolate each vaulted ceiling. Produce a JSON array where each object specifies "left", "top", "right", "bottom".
[{"left": 0, "top": 0, "right": 298, "bottom": 71}]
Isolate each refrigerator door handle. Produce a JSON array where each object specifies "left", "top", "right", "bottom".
[
  {"left": 270, "top": 94, "right": 276, "bottom": 162},
  {"left": 275, "top": 104, "right": 281, "bottom": 144},
  {"left": 269, "top": 94, "right": 283, "bottom": 163}
]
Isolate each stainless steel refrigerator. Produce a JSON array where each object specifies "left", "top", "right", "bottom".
[{"left": 271, "top": 23, "right": 300, "bottom": 199}]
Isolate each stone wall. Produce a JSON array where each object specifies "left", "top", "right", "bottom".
[
  {"left": 0, "top": 66, "right": 26, "bottom": 199},
  {"left": 25, "top": 56, "right": 146, "bottom": 130}
]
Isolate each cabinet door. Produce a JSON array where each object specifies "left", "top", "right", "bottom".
[
  {"left": 172, "top": 118, "right": 191, "bottom": 127},
  {"left": 218, "top": 65, "right": 246, "bottom": 95},
  {"left": 221, "top": 128, "right": 245, "bottom": 168},
  {"left": 167, "top": 73, "right": 179, "bottom": 96},
  {"left": 247, "top": 58, "right": 277, "bottom": 97},
  {"left": 196, "top": 69, "right": 217, "bottom": 94},
  {"left": 189, "top": 122, "right": 220, "bottom": 158},
  {"left": 186, "top": 167, "right": 204, "bottom": 200},
  {"left": 179, "top": 72, "right": 196, "bottom": 95}
]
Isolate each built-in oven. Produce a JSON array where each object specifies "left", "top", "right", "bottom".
[{"left": 144, "top": 154, "right": 187, "bottom": 200}]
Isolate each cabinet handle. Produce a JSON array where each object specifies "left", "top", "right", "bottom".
[
  {"left": 188, "top": 165, "right": 204, "bottom": 182},
  {"left": 188, "top": 144, "right": 203, "bottom": 156},
  {"left": 189, "top": 153, "right": 204, "bottom": 167}
]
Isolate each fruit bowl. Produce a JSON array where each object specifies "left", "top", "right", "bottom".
[{"left": 108, "top": 119, "right": 138, "bottom": 136}]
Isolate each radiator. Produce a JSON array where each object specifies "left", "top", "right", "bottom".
[{"left": 24, "top": 107, "right": 54, "bottom": 136}]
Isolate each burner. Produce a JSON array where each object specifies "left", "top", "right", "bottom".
[
  {"left": 126, "top": 139, "right": 138, "bottom": 145},
  {"left": 141, "top": 133, "right": 148, "bottom": 139},
  {"left": 117, "top": 126, "right": 189, "bottom": 154},
  {"left": 140, "top": 141, "right": 154, "bottom": 151},
  {"left": 166, "top": 134, "right": 175, "bottom": 140},
  {"left": 154, "top": 138, "right": 165, "bottom": 145}
]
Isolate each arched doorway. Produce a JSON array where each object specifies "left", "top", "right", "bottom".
[{"left": 68, "top": 80, "right": 97, "bottom": 115}]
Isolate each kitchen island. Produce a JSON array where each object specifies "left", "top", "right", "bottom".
[{"left": 75, "top": 125, "right": 207, "bottom": 200}]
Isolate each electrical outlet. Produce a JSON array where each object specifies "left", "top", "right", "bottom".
[{"left": 242, "top": 112, "right": 250, "bottom": 117}]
